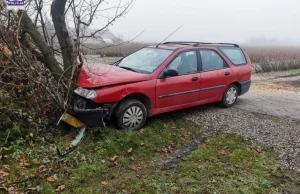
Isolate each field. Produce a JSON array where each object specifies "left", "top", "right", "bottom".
[
  {"left": 82, "top": 43, "right": 300, "bottom": 73},
  {"left": 245, "top": 46, "right": 300, "bottom": 72}
]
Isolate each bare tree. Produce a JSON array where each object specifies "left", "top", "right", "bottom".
[{"left": 0, "top": 0, "right": 132, "bottom": 130}]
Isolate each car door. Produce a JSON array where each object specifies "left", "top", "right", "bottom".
[
  {"left": 198, "top": 49, "right": 234, "bottom": 101},
  {"left": 156, "top": 50, "right": 200, "bottom": 108}
]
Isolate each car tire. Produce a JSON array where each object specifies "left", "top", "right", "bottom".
[
  {"left": 221, "top": 84, "right": 238, "bottom": 108},
  {"left": 115, "top": 99, "right": 147, "bottom": 130}
]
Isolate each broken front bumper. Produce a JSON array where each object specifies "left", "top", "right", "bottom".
[
  {"left": 71, "top": 107, "right": 105, "bottom": 127},
  {"left": 70, "top": 95, "right": 117, "bottom": 127}
]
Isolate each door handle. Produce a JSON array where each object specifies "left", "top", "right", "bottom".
[
  {"left": 225, "top": 72, "right": 230, "bottom": 76},
  {"left": 191, "top": 77, "right": 199, "bottom": 81}
]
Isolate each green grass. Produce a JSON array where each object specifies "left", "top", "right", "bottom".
[
  {"left": 0, "top": 118, "right": 201, "bottom": 193},
  {"left": 111, "top": 134, "right": 296, "bottom": 194},
  {"left": 0, "top": 119, "right": 299, "bottom": 194}
]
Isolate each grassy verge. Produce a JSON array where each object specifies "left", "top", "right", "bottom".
[
  {"left": 123, "top": 134, "right": 287, "bottom": 194},
  {"left": 0, "top": 118, "right": 201, "bottom": 193},
  {"left": 0, "top": 118, "right": 299, "bottom": 194}
]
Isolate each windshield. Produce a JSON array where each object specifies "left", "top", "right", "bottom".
[{"left": 116, "top": 47, "right": 173, "bottom": 74}]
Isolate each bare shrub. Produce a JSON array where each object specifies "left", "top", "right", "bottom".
[
  {"left": 0, "top": 0, "right": 132, "bottom": 140},
  {"left": 0, "top": 16, "right": 62, "bottom": 136},
  {"left": 82, "top": 42, "right": 150, "bottom": 57},
  {"left": 244, "top": 46, "right": 300, "bottom": 72},
  {"left": 82, "top": 44, "right": 300, "bottom": 73}
]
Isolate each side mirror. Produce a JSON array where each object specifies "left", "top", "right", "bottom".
[{"left": 163, "top": 69, "right": 178, "bottom": 77}]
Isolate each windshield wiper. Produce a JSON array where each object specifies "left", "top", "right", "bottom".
[
  {"left": 119, "top": 66, "right": 138, "bottom": 72},
  {"left": 112, "top": 58, "right": 123, "bottom": 66}
]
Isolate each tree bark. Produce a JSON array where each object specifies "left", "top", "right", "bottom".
[
  {"left": 51, "top": 0, "right": 75, "bottom": 79},
  {"left": 18, "top": 11, "right": 63, "bottom": 81}
]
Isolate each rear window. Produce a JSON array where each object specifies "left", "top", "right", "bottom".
[{"left": 219, "top": 47, "right": 246, "bottom": 66}]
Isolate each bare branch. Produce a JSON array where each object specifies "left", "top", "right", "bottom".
[{"left": 80, "top": 7, "right": 131, "bottom": 38}]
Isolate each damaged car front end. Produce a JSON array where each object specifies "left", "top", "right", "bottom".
[
  {"left": 71, "top": 87, "right": 119, "bottom": 127},
  {"left": 72, "top": 87, "right": 105, "bottom": 127}
]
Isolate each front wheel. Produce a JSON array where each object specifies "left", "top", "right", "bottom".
[
  {"left": 221, "top": 84, "right": 238, "bottom": 108},
  {"left": 115, "top": 99, "right": 147, "bottom": 130}
]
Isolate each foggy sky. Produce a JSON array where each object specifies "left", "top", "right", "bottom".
[{"left": 95, "top": 0, "right": 300, "bottom": 43}]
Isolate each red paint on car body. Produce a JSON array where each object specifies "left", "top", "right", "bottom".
[{"left": 76, "top": 43, "right": 252, "bottom": 117}]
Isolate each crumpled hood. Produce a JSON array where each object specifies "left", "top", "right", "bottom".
[{"left": 76, "top": 63, "right": 152, "bottom": 88}]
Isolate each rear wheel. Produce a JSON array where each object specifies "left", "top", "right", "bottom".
[
  {"left": 115, "top": 99, "right": 147, "bottom": 130},
  {"left": 221, "top": 84, "right": 238, "bottom": 108}
]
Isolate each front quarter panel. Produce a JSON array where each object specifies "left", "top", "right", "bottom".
[{"left": 91, "top": 80, "right": 156, "bottom": 104}]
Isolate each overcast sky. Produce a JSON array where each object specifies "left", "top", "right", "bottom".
[{"left": 95, "top": 0, "right": 300, "bottom": 43}]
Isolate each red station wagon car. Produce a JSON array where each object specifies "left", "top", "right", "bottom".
[{"left": 72, "top": 42, "right": 252, "bottom": 130}]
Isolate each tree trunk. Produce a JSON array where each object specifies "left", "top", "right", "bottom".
[
  {"left": 18, "top": 11, "right": 63, "bottom": 81},
  {"left": 51, "top": 0, "right": 75, "bottom": 79}
]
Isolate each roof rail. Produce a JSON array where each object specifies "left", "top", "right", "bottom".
[{"left": 162, "top": 41, "right": 239, "bottom": 47}]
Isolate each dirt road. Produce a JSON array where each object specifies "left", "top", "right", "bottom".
[
  {"left": 237, "top": 71, "right": 300, "bottom": 120},
  {"left": 185, "top": 70, "right": 300, "bottom": 172}
]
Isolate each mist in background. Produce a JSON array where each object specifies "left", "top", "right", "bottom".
[{"left": 94, "top": 0, "right": 300, "bottom": 46}]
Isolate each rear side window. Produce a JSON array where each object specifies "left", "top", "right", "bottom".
[
  {"left": 200, "top": 50, "right": 227, "bottom": 71},
  {"left": 219, "top": 47, "right": 246, "bottom": 66}
]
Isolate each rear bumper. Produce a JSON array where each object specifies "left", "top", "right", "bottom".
[{"left": 240, "top": 80, "right": 251, "bottom": 95}]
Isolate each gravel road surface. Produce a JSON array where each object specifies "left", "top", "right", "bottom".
[{"left": 185, "top": 70, "right": 300, "bottom": 172}]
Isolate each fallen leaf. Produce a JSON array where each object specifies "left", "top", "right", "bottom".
[
  {"left": 161, "top": 147, "right": 169, "bottom": 153},
  {"left": 138, "top": 128, "right": 144, "bottom": 134},
  {"left": 140, "top": 142, "right": 145, "bottom": 146},
  {"left": 46, "top": 175, "right": 57, "bottom": 182},
  {"left": 38, "top": 165, "right": 47, "bottom": 172},
  {"left": 56, "top": 185, "right": 65, "bottom": 192},
  {"left": 3, "top": 165, "right": 10, "bottom": 170},
  {"left": 7, "top": 187, "right": 15, "bottom": 194},
  {"left": 127, "top": 148, "right": 133, "bottom": 153},
  {"left": 53, "top": 174, "right": 58, "bottom": 180},
  {"left": 65, "top": 144, "right": 73, "bottom": 151},
  {"left": 19, "top": 157, "right": 30, "bottom": 167},
  {"left": 20, "top": 170, "right": 29, "bottom": 176},
  {"left": 107, "top": 155, "right": 118, "bottom": 162},
  {"left": 0, "top": 170, "right": 9, "bottom": 176},
  {"left": 81, "top": 154, "right": 86, "bottom": 161},
  {"left": 0, "top": 147, "right": 9, "bottom": 152},
  {"left": 101, "top": 181, "right": 108, "bottom": 185}
]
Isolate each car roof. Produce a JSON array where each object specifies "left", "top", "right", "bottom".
[{"left": 148, "top": 42, "right": 240, "bottom": 51}]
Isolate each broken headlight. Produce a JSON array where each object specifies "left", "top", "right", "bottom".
[{"left": 74, "top": 87, "right": 97, "bottom": 99}]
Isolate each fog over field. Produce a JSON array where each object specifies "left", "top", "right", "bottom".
[{"left": 94, "top": 0, "right": 300, "bottom": 45}]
